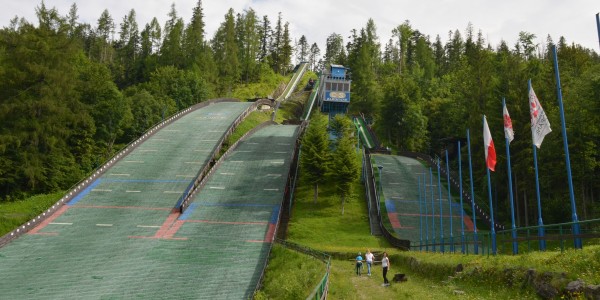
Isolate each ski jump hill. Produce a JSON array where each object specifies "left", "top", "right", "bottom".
[{"left": 0, "top": 94, "right": 304, "bottom": 298}]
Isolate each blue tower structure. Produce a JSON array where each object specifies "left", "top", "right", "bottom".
[{"left": 319, "top": 64, "right": 351, "bottom": 117}]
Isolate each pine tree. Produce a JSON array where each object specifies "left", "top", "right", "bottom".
[
  {"left": 296, "top": 35, "right": 309, "bottom": 63},
  {"left": 269, "top": 12, "right": 283, "bottom": 73},
  {"left": 280, "top": 21, "right": 293, "bottom": 74},
  {"left": 160, "top": 3, "right": 184, "bottom": 67},
  {"left": 212, "top": 8, "right": 240, "bottom": 94},
  {"left": 329, "top": 134, "right": 360, "bottom": 214},
  {"left": 324, "top": 33, "right": 345, "bottom": 66},
  {"left": 236, "top": 8, "right": 261, "bottom": 83},
  {"left": 94, "top": 9, "right": 115, "bottom": 64},
  {"left": 300, "top": 113, "right": 330, "bottom": 203},
  {"left": 183, "top": 0, "right": 206, "bottom": 69},
  {"left": 308, "top": 42, "right": 320, "bottom": 71},
  {"left": 115, "top": 9, "right": 140, "bottom": 87},
  {"left": 258, "top": 15, "right": 271, "bottom": 62}
]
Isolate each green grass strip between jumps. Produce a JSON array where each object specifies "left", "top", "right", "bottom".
[{"left": 0, "top": 192, "right": 64, "bottom": 236}]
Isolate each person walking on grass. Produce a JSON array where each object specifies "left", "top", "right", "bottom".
[
  {"left": 381, "top": 252, "right": 390, "bottom": 286},
  {"left": 365, "top": 249, "right": 374, "bottom": 276},
  {"left": 356, "top": 252, "right": 364, "bottom": 276}
]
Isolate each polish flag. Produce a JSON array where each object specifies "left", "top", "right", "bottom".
[{"left": 483, "top": 115, "right": 497, "bottom": 171}]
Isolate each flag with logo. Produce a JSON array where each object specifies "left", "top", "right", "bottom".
[
  {"left": 483, "top": 115, "right": 497, "bottom": 171},
  {"left": 503, "top": 102, "right": 514, "bottom": 143},
  {"left": 529, "top": 84, "right": 552, "bottom": 148}
]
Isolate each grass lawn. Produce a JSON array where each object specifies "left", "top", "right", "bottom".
[
  {"left": 286, "top": 180, "right": 390, "bottom": 253},
  {"left": 276, "top": 170, "right": 543, "bottom": 299},
  {"left": 0, "top": 192, "right": 64, "bottom": 236},
  {"left": 263, "top": 145, "right": 600, "bottom": 299},
  {"left": 254, "top": 244, "right": 327, "bottom": 299}
]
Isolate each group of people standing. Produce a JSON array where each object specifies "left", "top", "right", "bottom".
[{"left": 355, "top": 250, "right": 390, "bottom": 286}]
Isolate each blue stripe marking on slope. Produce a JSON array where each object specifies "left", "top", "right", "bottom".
[
  {"left": 385, "top": 199, "right": 397, "bottom": 212},
  {"left": 179, "top": 202, "right": 198, "bottom": 220},
  {"left": 197, "top": 202, "right": 275, "bottom": 207},
  {"left": 67, "top": 179, "right": 102, "bottom": 206},
  {"left": 392, "top": 199, "right": 420, "bottom": 204},
  {"left": 102, "top": 179, "right": 189, "bottom": 183},
  {"left": 270, "top": 205, "right": 280, "bottom": 224}
]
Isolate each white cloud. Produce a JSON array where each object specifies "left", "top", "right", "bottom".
[{"left": 2, "top": 0, "right": 598, "bottom": 56}]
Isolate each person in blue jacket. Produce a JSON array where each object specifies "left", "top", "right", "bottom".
[{"left": 355, "top": 252, "right": 364, "bottom": 276}]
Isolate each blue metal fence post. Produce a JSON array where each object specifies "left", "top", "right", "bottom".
[
  {"left": 430, "top": 167, "right": 436, "bottom": 252},
  {"left": 418, "top": 175, "right": 423, "bottom": 251},
  {"left": 467, "top": 129, "right": 479, "bottom": 254},
  {"left": 551, "top": 45, "right": 582, "bottom": 249},
  {"left": 458, "top": 141, "right": 466, "bottom": 254},
  {"left": 437, "top": 158, "right": 445, "bottom": 253},
  {"left": 445, "top": 150, "right": 455, "bottom": 252},
  {"left": 424, "top": 173, "right": 429, "bottom": 252}
]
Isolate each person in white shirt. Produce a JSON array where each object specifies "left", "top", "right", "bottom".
[
  {"left": 381, "top": 252, "right": 390, "bottom": 286},
  {"left": 365, "top": 249, "right": 374, "bottom": 276}
]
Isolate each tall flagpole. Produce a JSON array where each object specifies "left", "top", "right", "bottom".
[
  {"left": 445, "top": 150, "right": 455, "bottom": 252},
  {"left": 596, "top": 13, "right": 600, "bottom": 51},
  {"left": 430, "top": 167, "right": 436, "bottom": 252},
  {"left": 467, "top": 129, "right": 479, "bottom": 254},
  {"left": 437, "top": 158, "right": 445, "bottom": 253},
  {"left": 551, "top": 45, "right": 582, "bottom": 249},
  {"left": 483, "top": 116, "right": 497, "bottom": 255},
  {"left": 486, "top": 166, "right": 497, "bottom": 255},
  {"left": 529, "top": 79, "right": 547, "bottom": 251},
  {"left": 503, "top": 98, "right": 518, "bottom": 255},
  {"left": 458, "top": 140, "right": 466, "bottom": 254}
]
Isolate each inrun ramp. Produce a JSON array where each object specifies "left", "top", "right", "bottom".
[
  {"left": 372, "top": 154, "right": 475, "bottom": 250},
  {"left": 177, "top": 124, "right": 299, "bottom": 298},
  {"left": 0, "top": 102, "right": 254, "bottom": 299}
]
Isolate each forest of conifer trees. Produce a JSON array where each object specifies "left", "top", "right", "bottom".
[{"left": 1, "top": 1, "right": 599, "bottom": 227}]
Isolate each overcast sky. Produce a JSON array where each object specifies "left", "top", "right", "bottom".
[{"left": 3, "top": 0, "right": 599, "bottom": 57}]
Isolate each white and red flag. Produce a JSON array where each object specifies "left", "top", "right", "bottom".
[
  {"left": 529, "top": 85, "right": 552, "bottom": 148},
  {"left": 503, "top": 102, "right": 514, "bottom": 143},
  {"left": 483, "top": 115, "right": 497, "bottom": 171}
]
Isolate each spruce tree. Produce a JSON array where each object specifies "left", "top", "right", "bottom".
[
  {"left": 329, "top": 134, "right": 360, "bottom": 214},
  {"left": 300, "top": 113, "right": 330, "bottom": 203}
]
